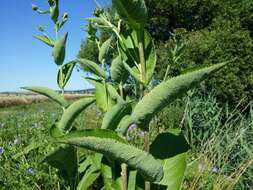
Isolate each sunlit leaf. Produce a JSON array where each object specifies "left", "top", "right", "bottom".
[
  {"left": 78, "top": 58, "right": 106, "bottom": 79},
  {"left": 57, "top": 60, "right": 76, "bottom": 89},
  {"left": 34, "top": 35, "right": 54, "bottom": 47},
  {"left": 52, "top": 33, "right": 68, "bottom": 65}
]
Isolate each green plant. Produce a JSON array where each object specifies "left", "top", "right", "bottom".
[{"left": 25, "top": 0, "right": 228, "bottom": 189}]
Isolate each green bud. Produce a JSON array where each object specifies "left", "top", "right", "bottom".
[
  {"left": 62, "top": 12, "right": 69, "bottom": 20},
  {"left": 93, "top": 7, "right": 104, "bottom": 17},
  {"left": 37, "top": 25, "right": 45, "bottom": 32},
  {"left": 32, "top": 4, "right": 38, "bottom": 11}
]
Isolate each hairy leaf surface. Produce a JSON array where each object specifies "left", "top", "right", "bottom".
[
  {"left": 52, "top": 32, "right": 68, "bottom": 65},
  {"left": 56, "top": 129, "right": 163, "bottom": 182},
  {"left": 78, "top": 58, "right": 106, "bottom": 79},
  {"left": 21, "top": 86, "right": 69, "bottom": 107}
]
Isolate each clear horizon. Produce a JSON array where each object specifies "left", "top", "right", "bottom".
[{"left": 0, "top": 0, "right": 109, "bottom": 92}]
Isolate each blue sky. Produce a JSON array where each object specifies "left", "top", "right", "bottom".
[{"left": 0, "top": 0, "right": 109, "bottom": 92}]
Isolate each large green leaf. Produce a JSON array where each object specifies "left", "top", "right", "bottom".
[
  {"left": 57, "top": 60, "right": 76, "bottom": 89},
  {"left": 56, "top": 129, "right": 164, "bottom": 182},
  {"left": 112, "top": 0, "right": 147, "bottom": 29},
  {"left": 86, "top": 78, "right": 115, "bottom": 112},
  {"left": 21, "top": 86, "right": 69, "bottom": 107},
  {"left": 34, "top": 35, "right": 54, "bottom": 47},
  {"left": 150, "top": 130, "right": 190, "bottom": 190},
  {"left": 110, "top": 56, "right": 129, "bottom": 84},
  {"left": 58, "top": 98, "right": 95, "bottom": 132},
  {"left": 101, "top": 102, "right": 132, "bottom": 130},
  {"left": 52, "top": 33, "right": 68, "bottom": 65},
  {"left": 118, "top": 29, "right": 156, "bottom": 85},
  {"left": 118, "top": 62, "right": 227, "bottom": 133},
  {"left": 78, "top": 58, "right": 106, "bottom": 79},
  {"left": 42, "top": 145, "right": 77, "bottom": 189},
  {"left": 99, "top": 38, "right": 112, "bottom": 63}
]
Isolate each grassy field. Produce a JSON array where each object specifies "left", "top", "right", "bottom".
[{"left": 0, "top": 92, "right": 252, "bottom": 189}]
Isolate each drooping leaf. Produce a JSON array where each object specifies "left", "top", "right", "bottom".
[
  {"left": 118, "top": 29, "right": 156, "bottom": 85},
  {"left": 101, "top": 102, "right": 132, "bottom": 130},
  {"left": 78, "top": 58, "right": 106, "bottom": 79},
  {"left": 21, "top": 86, "right": 69, "bottom": 107},
  {"left": 85, "top": 78, "right": 115, "bottom": 112},
  {"left": 99, "top": 37, "right": 112, "bottom": 63},
  {"left": 57, "top": 60, "right": 76, "bottom": 89},
  {"left": 58, "top": 98, "right": 95, "bottom": 132},
  {"left": 119, "top": 62, "right": 227, "bottom": 133},
  {"left": 34, "top": 35, "right": 54, "bottom": 47},
  {"left": 56, "top": 129, "right": 164, "bottom": 182},
  {"left": 150, "top": 130, "right": 190, "bottom": 190},
  {"left": 107, "top": 83, "right": 124, "bottom": 103},
  {"left": 52, "top": 33, "right": 68, "bottom": 65},
  {"left": 42, "top": 145, "right": 77, "bottom": 189},
  {"left": 110, "top": 56, "right": 129, "bottom": 83},
  {"left": 112, "top": 0, "right": 147, "bottom": 29}
]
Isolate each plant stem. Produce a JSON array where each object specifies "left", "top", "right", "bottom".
[
  {"left": 137, "top": 29, "right": 146, "bottom": 85},
  {"left": 144, "top": 132, "right": 150, "bottom": 190},
  {"left": 121, "top": 163, "right": 128, "bottom": 190}
]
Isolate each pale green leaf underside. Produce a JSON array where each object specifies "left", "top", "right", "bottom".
[
  {"left": 52, "top": 32, "right": 68, "bottom": 65},
  {"left": 56, "top": 129, "right": 164, "bottom": 182},
  {"left": 118, "top": 62, "right": 227, "bottom": 133},
  {"left": 34, "top": 35, "right": 54, "bottom": 47},
  {"left": 99, "top": 38, "right": 112, "bottom": 63},
  {"left": 21, "top": 86, "right": 69, "bottom": 108}
]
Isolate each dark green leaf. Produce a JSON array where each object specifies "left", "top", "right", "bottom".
[
  {"left": 112, "top": 0, "right": 147, "bottom": 29},
  {"left": 50, "top": 0, "right": 59, "bottom": 23},
  {"left": 57, "top": 60, "right": 76, "bottom": 89},
  {"left": 42, "top": 145, "right": 77, "bottom": 189},
  {"left": 110, "top": 56, "right": 129, "bottom": 83}
]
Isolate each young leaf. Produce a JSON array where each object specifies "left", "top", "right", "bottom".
[
  {"left": 58, "top": 98, "right": 95, "bottom": 132},
  {"left": 21, "top": 86, "right": 69, "bottom": 108},
  {"left": 49, "top": 0, "right": 59, "bottom": 23},
  {"left": 56, "top": 129, "right": 164, "bottom": 182},
  {"left": 118, "top": 29, "right": 156, "bottom": 85},
  {"left": 99, "top": 37, "right": 112, "bottom": 63},
  {"left": 110, "top": 56, "right": 129, "bottom": 84},
  {"left": 78, "top": 58, "right": 106, "bottom": 79},
  {"left": 119, "top": 62, "right": 227, "bottom": 132},
  {"left": 85, "top": 78, "right": 115, "bottom": 112},
  {"left": 112, "top": 0, "right": 147, "bottom": 29},
  {"left": 150, "top": 130, "right": 190, "bottom": 190},
  {"left": 101, "top": 102, "right": 132, "bottom": 130},
  {"left": 42, "top": 145, "right": 77, "bottom": 189},
  {"left": 57, "top": 60, "right": 76, "bottom": 89},
  {"left": 34, "top": 35, "right": 54, "bottom": 47},
  {"left": 52, "top": 33, "right": 68, "bottom": 65}
]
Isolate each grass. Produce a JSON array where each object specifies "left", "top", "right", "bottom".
[{"left": 0, "top": 92, "right": 252, "bottom": 189}]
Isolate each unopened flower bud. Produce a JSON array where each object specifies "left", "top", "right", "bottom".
[{"left": 32, "top": 4, "right": 38, "bottom": 11}]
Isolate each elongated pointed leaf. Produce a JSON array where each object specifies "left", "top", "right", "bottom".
[
  {"left": 56, "top": 129, "right": 164, "bottom": 182},
  {"left": 78, "top": 58, "right": 106, "bottom": 79},
  {"left": 112, "top": 0, "right": 147, "bottom": 29},
  {"left": 34, "top": 35, "right": 54, "bottom": 47},
  {"left": 118, "top": 29, "right": 156, "bottom": 85},
  {"left": 119, "top": 62, "right": 227, "bottom": 133},
  {"left": 85, "top": 78, "right": 115, "bottom": 112},
  {"left": 111, "top": 56, "right": 129, "bottom": 83},
  {"left": 58, "top": 98, "right": 95, "bottom": 132},
  {"left": 57, "top": 60, "right": 76, "bottom": 89},
  {"left": 99, "top": 38, "right": 112, "bottom": 63},
  {"left": 101, "top": 102, "right": 132, "bottom": 130},
  {"left": 21, "top": 86, "right": 69, "bottom": 107},
  {"left": 150, "top": 130, "right": 190, "bottom": 190},
  {"left": 52, "top": 32, "right": 68, "bottom": 65},
  {"left": 42, "top": 145, "right": 77, "bottom": 189}
]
